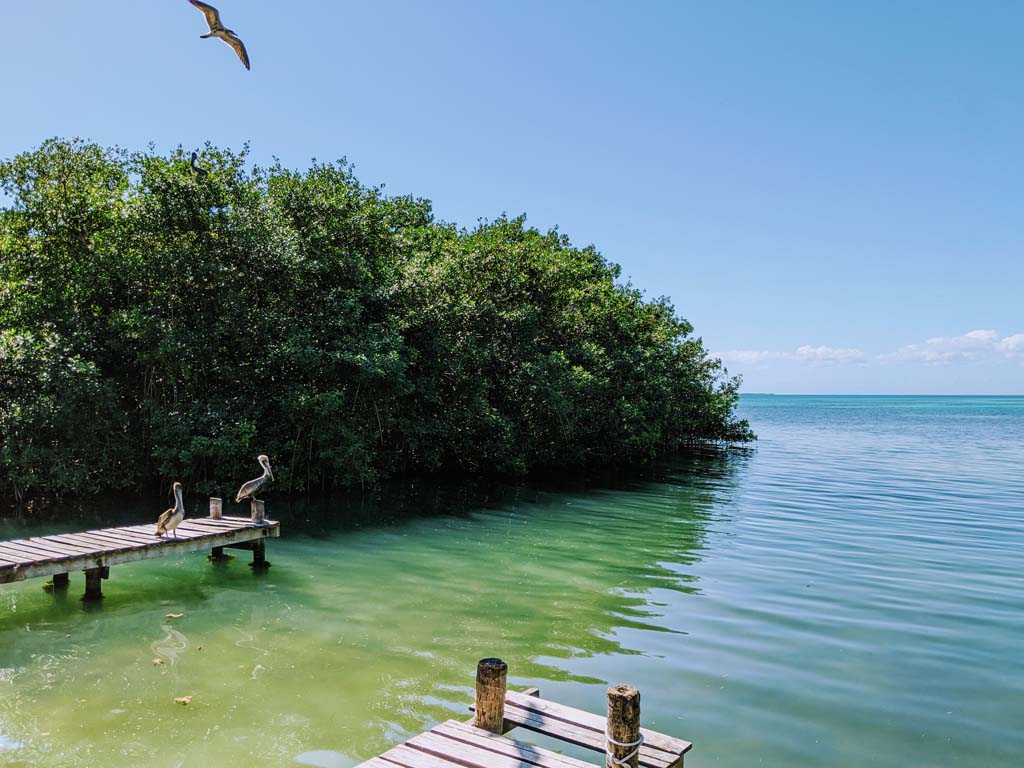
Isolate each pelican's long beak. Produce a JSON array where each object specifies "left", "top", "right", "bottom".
[{"left": 268, "top": 469, "right": 275, "bottom": 481}]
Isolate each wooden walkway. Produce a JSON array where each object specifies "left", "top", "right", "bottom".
[
  {"left": 359, "top": 660, "right": 692, "bottom": 768},
  {"left": 0, "top": 499, "right": 279, "bottom": 599}
]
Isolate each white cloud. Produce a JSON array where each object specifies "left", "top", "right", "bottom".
[
  {"left": 715, "top": 344, "right": 864, "bottom": 367},
  {"left": 793, "top": 345, "right": 865, "bottom": 363},
  {"left": 882, "top": 329, "right": 1024, "bottom": 365},
  {"left": 716, "top": 329, "right": 1024, "bottom": 371},
  {"left": 714, "top": 350, "right": 780, "bottom": 366},
  {"left": 997, "top": 334, "right": 1024, "bottom": 360}
]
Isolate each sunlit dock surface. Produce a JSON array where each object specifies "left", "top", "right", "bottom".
[
  {"left": 360, "top": 659, "right": 692, "bottom": 768},
  {"left": 0, "top": 508, "right": 278, "bottom": 599}
]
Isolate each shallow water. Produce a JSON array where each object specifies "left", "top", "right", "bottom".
[{"left": 1, "top": 395, "right": 1022, "bottom": 766}]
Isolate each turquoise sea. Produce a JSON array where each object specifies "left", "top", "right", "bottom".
[{"left": 0, "top": 394, "right": 1021, "bottom": 766}]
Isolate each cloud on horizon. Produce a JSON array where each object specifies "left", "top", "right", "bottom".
[
  {"left": 715, "top": 330, "right": 1024, "bottom": 369},
  {"left": 881, "top": 330, "right": 1024, "bottom": 365},
  {"left": 715, "top": 344, "right": 865, "bottom": 367}
]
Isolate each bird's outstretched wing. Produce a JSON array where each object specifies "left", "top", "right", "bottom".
[
  {"left": 223, "top": 31, "right": 250, "bottom": 70},
  {"left": 189, "top": 0, "right": 223, "bottom": 32}
]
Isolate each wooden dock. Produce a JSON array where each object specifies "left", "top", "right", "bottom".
[
  {"left": 359, "top": 658, "right": 692, "bottom": 768},
  {"left": 0, "top": 498, "right": 279, "bottom": 599}
]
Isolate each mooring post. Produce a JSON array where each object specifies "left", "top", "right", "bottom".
[
  {"left": 83, "top": 567, "right": 107, "bottom": 601},
  {"left": 606, "top": 684, "right": 642, "bottom": 768},
  {"left": 251, "top": 499, "right": 266, "bottom": 524},
  {"left": 474, "top": 657, "right": 508, "bottom": 733},
  {"left": 209, "top": 497, "right": 227, "bottom": 559}
]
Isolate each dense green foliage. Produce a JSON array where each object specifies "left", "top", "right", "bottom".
[{"left": 0, "top": 138, "right": 751, "bottom": 501}]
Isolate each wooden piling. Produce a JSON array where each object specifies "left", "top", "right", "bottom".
[
  {"left": 52, "top": 572, "right": 69, "bottom": 589},
  {"left": 251, "top": 499, "right": 266, "bottom": 524},
  {"left": 83, "top": 567, "right": 106, "bottom": 601},
  {"left": 250, "top": 539, "right": 268, "bottom": 569},
  {"left": 210, "top": 497, "right": 223, "bottom": 520},
  {"left": 473, "top": 657, "right": 508, "bottom": 733},
  {"left": 606, "top": 684, "right": 641, "bottom": 768}
]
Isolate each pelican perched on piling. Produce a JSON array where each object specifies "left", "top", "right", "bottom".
[
  {"left": 156, "top": 482, "right": 186, "bottom": 538},
  {"left": 235, "top": 455, "right": 273, "bottom": 504},
  {"left": 189, "top": 0, "right": 250, "bottom": 71}
]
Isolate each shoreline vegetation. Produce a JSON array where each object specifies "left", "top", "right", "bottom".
[{"left": 0, "top": 138, "right": 752, "bottom": 509}]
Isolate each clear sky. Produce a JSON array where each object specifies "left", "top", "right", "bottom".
[{"left": 1, "top": 1, "right": 1021, "bottom": 394}]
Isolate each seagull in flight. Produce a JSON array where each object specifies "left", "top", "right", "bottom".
[{"left": 189, "top": 0, "right": 250, "bottom": 71}]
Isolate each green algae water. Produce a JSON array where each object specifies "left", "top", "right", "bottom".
[{"left": 1, "top": 395, "right": 1022, "bottom": 767}]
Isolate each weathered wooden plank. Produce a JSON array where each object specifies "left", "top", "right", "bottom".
[
  {"left": 409, "top": 730, "right": 574, "bottom": 768},
  {"left": 354, "top": 759, "right": 400, "bottom": 768},
  {"left": 7, "top": 537, "right": 90, "bottom": 557},
  {"left": 181, "top": 519, "right": 251, "bottom": 532},
  {"left": 0, "top": 539, "right": 81, "bottom": 560},
  {"left": 91, "top": 528, "right": 161, "bottom": 545},
  {"left": 39, "top": 531, "right": 141, "bottom": 551},
  {"left": 63, "top": 531, "right": 143, "bottom": 551},
  {"left": 433, "top": 721, "right": 595, "bottom": 768},
  {"left": 494, "top": 705, "right": 677, "bottom": 768},
  {"left": 0, "top": 522, "right": 279, "bottom": 585},
  {"left": 0, "top": 538, "right": 92, "bottom": 558},
  {"left": 52, "top": 533, "right": 128, "bottom": 549},
  {"left": 0, "top": 542, "right": 78, "bottom": 565},
  {"left": 377, "top": 744, "right": 468, "bottom": 768},
  {"left": 176, "top": 521, "right": 242, "bottom": 535},
  {"left": 506, "top": 690, "right": 691, "bottom": 757}
]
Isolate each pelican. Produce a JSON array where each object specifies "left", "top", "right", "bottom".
[
  {"left": 235, "top": 455, "right": 273, "bottom": 503},
  {"left": 156, "top": 482, "right": 186, "bottom": 538},
  {"left": 190, "top": 151, "right": 208, "bottom": 177},
  {"left": 189, "top": 0, "right": 250, "bottom": 70}
]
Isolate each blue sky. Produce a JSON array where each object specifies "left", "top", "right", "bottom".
[{"left": 1, "top": 1, "right": 1021, "bottom": 393}]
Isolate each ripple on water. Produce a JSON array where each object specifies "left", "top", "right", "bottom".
[{"left": 0, "top": 396, "right": 1022, "bottom": 767}]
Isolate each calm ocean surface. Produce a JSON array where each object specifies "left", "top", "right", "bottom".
[{"left": 1, "top": 394, "right": 1021, "bottom": 766}]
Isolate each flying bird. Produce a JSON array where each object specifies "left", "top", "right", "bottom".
[
  {"left": 235, "top": 455, "right": 274, "bottom": 504},
  {"left": 190, "top": 152, "right": 208, "bottom": 177},
  {"left": 189, "top": 0, "right": 250, "bottom": 70},
  {"left": 156, "top": 482, "right": 186, "bottom": 538}
]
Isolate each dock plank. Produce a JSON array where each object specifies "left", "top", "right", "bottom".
[
  {"left": 32, "top": 535, "right": 116, "bottom": 555},
  {"left": 495, "top": 705, "right": 679, "bottom": 768},
  {"left": 0, "top": 540, "right": 78, "bottom": 560},
  {"left": 377, "top": 744, "right": 467, "bottom": 768},
  {"left": 64, "top": 531, "right": 144, "bottom": 551},
  {"left": 431, "top": 721, "right": 595, "bottom": 768},
  {"left": 506, "top": 690, "right": 692, "bottom": 757}
]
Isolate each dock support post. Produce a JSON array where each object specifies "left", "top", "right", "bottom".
[
  {"left": 51, "top": 572, "right": 70, "bottom": 590},
  {"left": 474, "top": 658, "right": 508, "bottom": 733},
  {"left": 249, "top": 539, "right": 268, "bottom": 570},
  {"left": 606, "top": 684, "right": 641, "bottom": 768},
  {"left": 251, "top": 499, "right": 266, "bottom": 524},
  {"left": 83, "top": 567, "right": 108, "bottom": 601}
]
